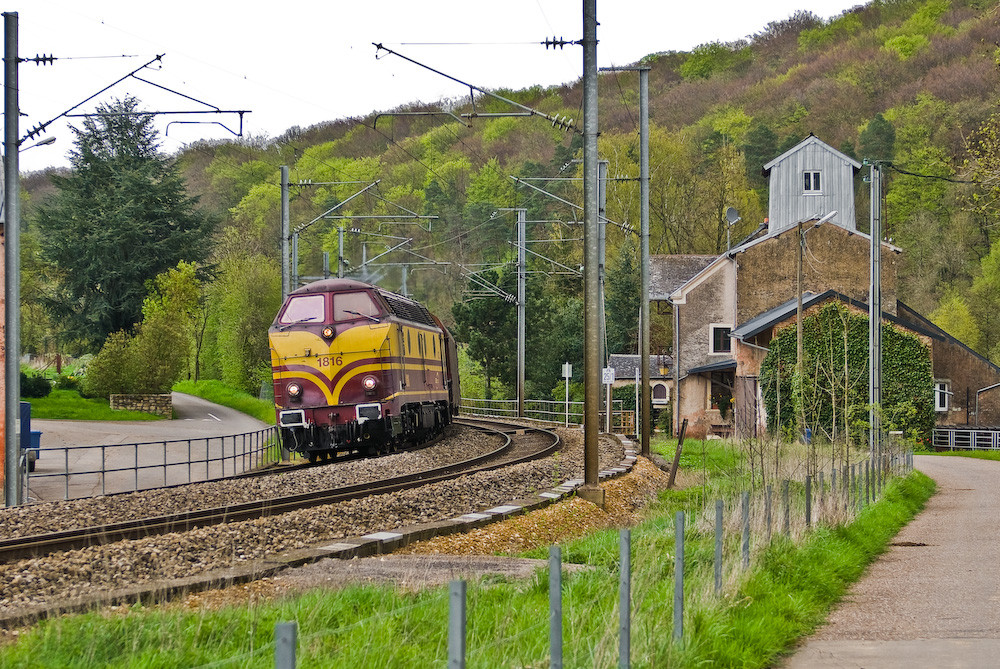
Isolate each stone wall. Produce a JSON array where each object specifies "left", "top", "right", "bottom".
[{"left": 110, "top": 394, "right": 173, "bottom": 418}]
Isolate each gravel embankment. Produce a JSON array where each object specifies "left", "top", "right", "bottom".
[
  {"left": 0, "top": 427, "right": 621, "bottom": 615},
  {"left": 0, "top": 425, "right": 502, "bottom": 539}
]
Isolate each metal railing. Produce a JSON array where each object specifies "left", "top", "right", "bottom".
[
  {"left": 460, "top": 397, "right": 635, "bottom": 433},
  {"left": 932, "top": 426, "right": 1000, "bottom": 451},
  {"left": 24, "top": 426, "right": 281, "bottom": 502}
]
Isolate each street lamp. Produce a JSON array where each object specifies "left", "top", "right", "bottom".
[{"left": 19, "top": 135, "right": 55, "bottom": 152}]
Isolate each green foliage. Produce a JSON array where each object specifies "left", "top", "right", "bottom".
[
  {"left": 605, "top": 239, "right": 640, "bottom": 355},
  {"left": 20, "top": 372, "right": 52, "bottom": 398},
  {"left": 859, "top": 113, "right": 896, "bottom": 162},
  {"left": 798, "top": 12, "right": 863, "bottom": 51},
  {"left": 25, "top": 389, "right": 162, "bottom": 421},
  {"left": 207, "top": 254, "right": 282, "bottom": 394},
  {"left": 81, "top": 331, "right": 134, "bottom": 398},
  {"left": 451, "top": 269, "right": 515, "bottom": 399},
  {"left": 760, "top": 302, "right": 934, "bottom": 442},
  {"left": 931, "top": 289, "right": 982, "bottom": 352},
  {"left": 679, "top": 42, "right": 753, "bottom": 80},
  {"left": 884, "top": 33, "right": 931, "bottom": 59},
  {"left": 34, "top": 96, "right": 214, "bottom": 350}
]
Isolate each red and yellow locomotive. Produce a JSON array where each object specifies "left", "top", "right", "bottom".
[{"left": 268, "top": 279, "right": 460, "bottom": 461}]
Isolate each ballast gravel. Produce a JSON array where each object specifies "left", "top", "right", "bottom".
[{"left": 0, "top": 426, "right": 622, "bottom": 615}]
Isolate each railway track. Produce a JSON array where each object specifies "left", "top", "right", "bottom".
[{"left": 0, "top": 418, "right": 558, "bottom": 564}]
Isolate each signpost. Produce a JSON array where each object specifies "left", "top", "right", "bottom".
[
  {"left": 563, "top": 362, "right": 572, "bottom": 427},
  {"left": 603, "top": 366, "right": 615, "bottom": 433}
]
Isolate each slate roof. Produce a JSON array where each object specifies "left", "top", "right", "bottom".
[
  {"left": 650, "top": 255, "right": 717, "bottom": 301},
  {"left": 730, "top": 290, "right": 944, "bottom": 342},
  {"left": 607, "top": 354, "right": 673, "bottom": 380}
]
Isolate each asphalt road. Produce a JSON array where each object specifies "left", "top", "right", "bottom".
[
  {"left": 26, "top": 393, "right": 271, "bottom": 502},
  {"left": 783, "top": 454, "right": 1000, "bottom": 668}
]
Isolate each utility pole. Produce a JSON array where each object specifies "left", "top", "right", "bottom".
[
  {"left": 3, "top": 12, "right": 20, "bottom": 507},
  {"left": 516, "top": 208, "right": 526, "bottom": 418},
  {"left": 796, "top": 219, "right": 805, "bottom": 438},
  {"left": 281, "top": 166, "right": 290, "bottom": 300},
  {"left": 601, "top": 64, "right": 651, "bottom": 457},
  {"left": 579, "top": 0, "right": 603, "bottom": 507},
  {"left": 868, "top": 161, "right": 883, "bottom": 461}
]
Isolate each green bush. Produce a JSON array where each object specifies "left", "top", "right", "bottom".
[
  {"left": 82, "top": 318, "right": 186, "bottom": 398},
  {"left": 53, "top": 374, "right": 81, "bottom": 392},
  {"left": 20, "top": 371, "right": 52, "bottom": 398}
]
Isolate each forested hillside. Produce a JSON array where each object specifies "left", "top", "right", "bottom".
[{"left": 20, "top": 0, "right": 1000, "bottom": 401}]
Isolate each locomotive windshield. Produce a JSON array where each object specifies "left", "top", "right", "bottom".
[
  {"left": 279, "top": 294, "right": 325, "bottom": 324},
  {"left": 333, "top": 291, "right": 381, "bottom": 322}
]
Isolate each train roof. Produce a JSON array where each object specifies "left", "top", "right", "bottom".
[{"left": 290, "top": 278, "right": 374, "bottom": 294}]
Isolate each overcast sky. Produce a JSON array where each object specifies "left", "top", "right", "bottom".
[{"left": 12, "top": 1, "right": 865, "bottom": 172}]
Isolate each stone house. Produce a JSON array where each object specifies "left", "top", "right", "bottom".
[{"left": 652, "top": 136, "right": 1000, "bottom": 439}]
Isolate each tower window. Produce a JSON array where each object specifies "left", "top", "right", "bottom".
[{"left": 804, "top": 171, "right": 822, "bottom": 193}]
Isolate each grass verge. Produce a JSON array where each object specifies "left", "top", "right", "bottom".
[
  {"left": 173, "top": 380, "right": 276, "bottom": 424},
  {"left": 24, "top": 390, "right": 162, "bottom": 421},
  {"left": 0, "top": 466, "right": 934, "bottom": 668}
]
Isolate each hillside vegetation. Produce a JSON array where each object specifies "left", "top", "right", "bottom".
[{"left": 20, "top": 0, "right": 1000, "bottom": 400}]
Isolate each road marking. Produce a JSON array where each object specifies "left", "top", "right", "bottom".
[{"left": 206, "top": 413, "right": 222, "bottom": 422}]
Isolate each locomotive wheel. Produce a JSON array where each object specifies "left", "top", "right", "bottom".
[{"left": 308, "top": 452, "right": 319, "bottom": 464}]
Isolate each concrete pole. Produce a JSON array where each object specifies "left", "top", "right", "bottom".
[
  {"left": 280, "top": 166, "right": 290, "bottom": 300},
  {"left": 639, "top": 67, "right": 651, "bottom": 457},
  {"left": 338, "top": 225, "right": 345, "bottom": 278},
  {"left": 291, "top": 233, "right": 299, "bottom": 290},
  {"left": 517, "top": 208, "right": 526, "bottom": 418},
  {"left": 580, "top": 0, "right": 603, "bottom": 506},
  {"left": 869, "top": 162, "right": 882, "bottom": 459},
  {"left": 3, "top": 12, "right": 20, "bottom": 507}
]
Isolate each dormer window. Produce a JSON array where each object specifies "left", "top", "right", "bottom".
[{"left": 804, "top": 171, "right": 822, "bottom": 193}]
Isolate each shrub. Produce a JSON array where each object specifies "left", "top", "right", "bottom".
[{"left": 20, "top": 372, "right": 52, "bottom": 398}]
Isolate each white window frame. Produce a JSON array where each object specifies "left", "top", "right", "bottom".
[
  {"left": 935, "top": 380, "right": 951, "bottom": 413},
  {"left": 709, "top": 324, "right": 733, "bottom": 355},
  {"left": 803, "top": 170, "right": 822, "bottom": 194}
]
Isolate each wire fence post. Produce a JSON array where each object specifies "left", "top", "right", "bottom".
[
  {"left": 818, "top": 470, "right": 825, "bottom": 520},
  {"left": 782, "top": 479, "right": 790, "bottom": 536},
  {"left": 714, "top": 499, "right": 723, "bottom": 595},
  {"left": 805, "top": 475, "right": 812, "bottom": 529},
  {"left": 741, "top": 491, "right": 750, "bottom": 569},
  {"left": 673, "top": 510, "right": 684, "bottom": 643},
  {"left": 274, "top": 621, "right": 297, "bottom": 669},
  {"left": 619, "top": 528, "right": 631, "bottom": 669},
  {"left": 549, "top": 546, "right": 562, "bottom": 669},
  {"left": 765, "top": 485, "right": 773, "bottom": 543},
  {"left": 449, "top": 580, "right": 466, "bottom": 669}
]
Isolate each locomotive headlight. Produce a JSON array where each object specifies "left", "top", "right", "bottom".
[
  {"left": 362, "top": 375, "right": 378, "bottom": 393},
  {"left": 321, "top": 326, "right": 335, "bottom": 340},
  {"left": 286, "top": 382, "right": 303, "bottom": 400}
]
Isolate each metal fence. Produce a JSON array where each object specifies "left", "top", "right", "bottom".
[
  {"left": 24, "top": 426, "right": 281, "bottom": 502},
  {"left": 460, "top": 397, "right": 634, "bottom": 433},
  {"left": 932, "top": 426, "right": 1000, "bottom": 451}
]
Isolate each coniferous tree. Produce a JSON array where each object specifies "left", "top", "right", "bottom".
[{"left": 35, "top": 96, "right": 214, "bottom": 350}]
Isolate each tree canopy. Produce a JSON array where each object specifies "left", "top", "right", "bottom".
[{"left": 35, "top": 96, "right": 215, "bottom": 350}]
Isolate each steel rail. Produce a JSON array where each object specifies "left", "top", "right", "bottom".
[{"left": 0, "top": 420, "right": 559, "bottom": 563}]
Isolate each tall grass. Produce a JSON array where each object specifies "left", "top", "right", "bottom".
[{"left": 0, "top": 444, "right": 933, "bottom": 668}]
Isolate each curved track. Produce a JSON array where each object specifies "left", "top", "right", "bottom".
[{"left": 0, "top": 418, "right": 559, "bottom": 564}]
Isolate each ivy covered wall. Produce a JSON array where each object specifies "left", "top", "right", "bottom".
[{"left": 759, "top": 302, "right": 934, "bottom": 443}]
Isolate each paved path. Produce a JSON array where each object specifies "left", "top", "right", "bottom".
[
  {"left": 26, "top": 393, "right": 271, "bottom": 502},
  {"left": 783, "top": 455, "right": 1000, "bottom": 668}
]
